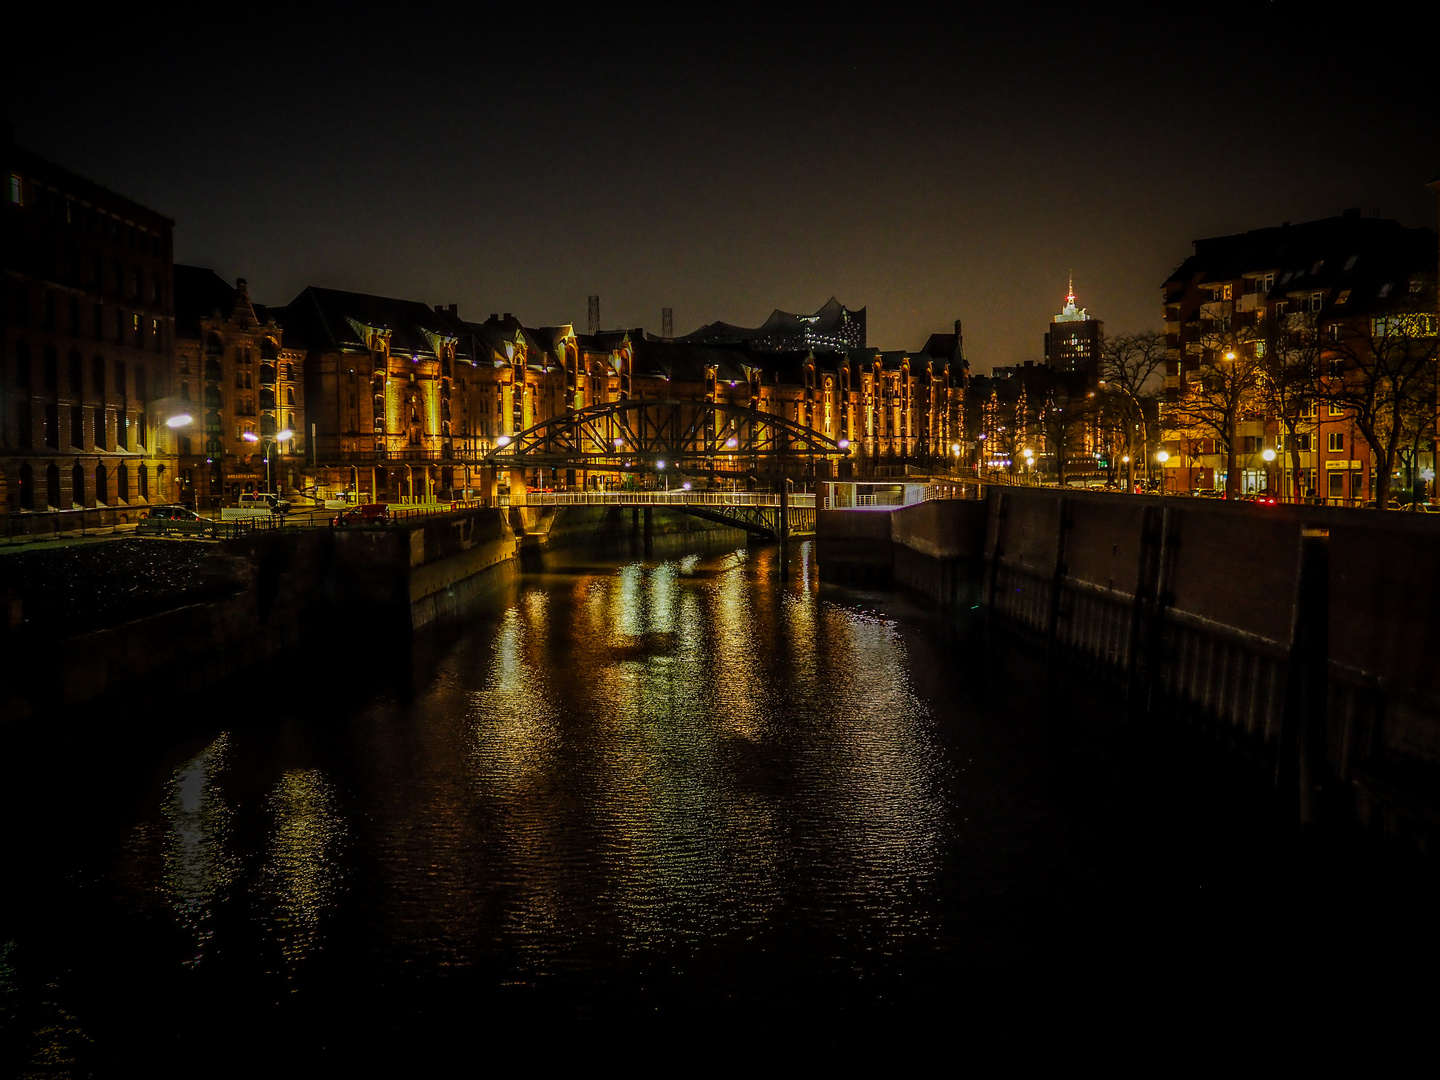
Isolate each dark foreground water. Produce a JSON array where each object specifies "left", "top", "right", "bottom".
[{"left": 3, "top": 537, "right": 1438, "bottom": 1067}]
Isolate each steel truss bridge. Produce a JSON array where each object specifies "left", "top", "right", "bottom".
[
  {"left": 483, "top": 398, "right": 849, "bottom": 476},
  {"left": 518, "top": 489, "right": 816, "bottom": 540}
]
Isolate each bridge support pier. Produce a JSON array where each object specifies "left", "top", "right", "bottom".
[
  {"left": 508, "top": 468, "right": 527, "bottom": 506},
  {"left": 478, "top": 467, "right": 496, "bottom": 508}
]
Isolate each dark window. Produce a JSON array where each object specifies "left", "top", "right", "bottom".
[
  {"left": 69, "top": 405, "right": 83, "bottom": 448},
  {"left": 44, "top": 403, "right": 58, "bottom": 448},
  {"left": 14, "top": 341, "right": 30, "bottom": 388},
  {"left": 42, "top": 291, "right": 55, "bottom": 331},
  {"left": 117, "top": 410, "right": 128, "bottom": 450},
  {"left": 46, "top": 463, "right": 61, "bottom": 508},
  {"left": 70, "top": 296, "right": 81, "bottom": 335},
  {"left": 93, "top": 303, "right": 103, "bottom": 340},
  {"left": 68, "top": 351, "right": 83, "bottom": 396},
  {"left": 72, "top": 462, "right": 85, "bottom": 507},
  {"left": 19, "top": 463, "right": 34, "bottom": 511},
  {"left": 138, "top": 464, "right": 149, "bottom": 500},
  {"left": 117, "top": 463, "right": 129, "bottom": 502},
  {"left": 91, "top": 253, "right": 103, "bottom": 289},
  {"left": 94, "top": 406, "right": 106, "bottom": 450},
  {"left": 43, "top": 348, "right": 58, "bottom": 393},
  {"left": 115, "top": 360, "right": 126, "bottom": 398},
  {"left": 17, "top": 403, "right": 32, "bottom": 448},
  {"left": 95, "top": 464, "right": 108, "bottom": 505},
  {"left": 13, "top": 284, "right": 29, "bottom": 327},
  {"left": 115, "top": 309, "right": 124, "bottom": 344},
  {"left": 135, "top": 366, "right": 147, "bottom": 403},
  {"left": 92, "top": 355, "right": 105, "bottom": 396}
]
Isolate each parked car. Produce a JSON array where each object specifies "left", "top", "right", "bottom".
[
  {"left": 239, "top": 492, "right": 290, "bottom": 513},
  {"left": 332, "top": 503, "right": 390, "bottom": 526},
  {"left": 1398, "top": 503, "right": 1437, "bottom": 513},
  {"left": 142, "top": 505, "right": 201, "bottom": 521}
]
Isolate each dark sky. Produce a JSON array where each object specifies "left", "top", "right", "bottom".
[{"left": 9, "top": 3, "right": 1436, "bottom": 371}]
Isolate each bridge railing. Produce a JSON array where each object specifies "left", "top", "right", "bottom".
[{"left": 523, "top": 491, "right": 816, "bottom": 509}]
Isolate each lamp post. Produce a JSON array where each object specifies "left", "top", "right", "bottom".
[
  {"left": 1156, "top": 449, "right": 1170, "bottom": 495},
  {"left": 1262, "top": 447, "right": 1277, "bottom": 498},
  {"left": 243, "top": 427, "right": 294, "bottom": 494}
]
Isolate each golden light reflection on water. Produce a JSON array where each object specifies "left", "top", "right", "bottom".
[
  {"left": 463, "top": 542, "right": 944, "bottom": 960},
  {"left": 262, "top": 769, "right": 346, "bottom": 970},
  {"left": 162, "top": 733, "right": 237, "bottom": 963}
]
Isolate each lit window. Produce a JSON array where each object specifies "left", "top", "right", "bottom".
[
  {"left": 1328, "top": 432, "right": 1344, "bottom": 452},
  {"left": 1334, "top": 289, "right": 1350, "bottom": 305}
]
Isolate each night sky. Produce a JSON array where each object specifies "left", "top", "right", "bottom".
[{"left": 9, "top": 4, "right": 1436, "bottom": 371}]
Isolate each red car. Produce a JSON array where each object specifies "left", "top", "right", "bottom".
[{"left": 332, "top": 503, "right": 390, "bottom": 526}]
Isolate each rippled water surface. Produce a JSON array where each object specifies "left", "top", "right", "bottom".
[{"left": 4, "top": 538, "right": 1434, "bottom": 1066}]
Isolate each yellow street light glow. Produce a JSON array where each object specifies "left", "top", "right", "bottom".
[
  {"left": 166, "top": 414, "right": 194, "bottom": 428},
  {"left": 496, "top": 434, "right": 511, "bottom": 447},
  {"left": 1262, "top": 448, "right": 1276, "bottom": 462},
  {"left": 1157, "top": 450, "right": 1170, "bottom": 463},
  {"left": 242, "top": 431, "right": 260, "bottom": 443},
  {"left": 276, "top": 428, "right": 294, "bottom": 441}
]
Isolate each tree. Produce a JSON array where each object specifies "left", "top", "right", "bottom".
[
  {"left": 1256, "top": 310, "right": 1321, "bottom": 499},
  {"left": 1320, "top": 281, "right": 1438, "bottom": 508},
  {"left": 1037, "top": 381, "right": 1096, "bottom": 487},
  {"left": 1164, "top": 330, "right": 1264, "bottom": 498},
  {"left": 1099, "top": 331, "right": 1166, "bottom": 482}
]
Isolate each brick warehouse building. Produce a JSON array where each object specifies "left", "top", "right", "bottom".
[
  {"left": 2, "top": 137, "right": 180, "bottom": 526},
  {"left": 174, "top": 267, "right": 306, "bottom": 505}
]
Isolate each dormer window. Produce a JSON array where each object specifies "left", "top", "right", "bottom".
[{"left": 1378, "top": 283, "right": 1392, "bottom": 298}]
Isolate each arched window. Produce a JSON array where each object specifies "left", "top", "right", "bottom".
[
  {"left": 96, "top": 464, "right": 108, "bottom": 505},
  {"left": 19, "top": 464, "right": 34, "bottom": 511},
  {"left": 138, "top": 465, "right": 148, "bottom": 500},
  {"left": 206, "top": 333, "right": 222, "bottom": 357},
  {"left": 286, "top": 388, "right": 295, "bottom": 406},
  {"left": 117, "top": 463, "right": 129, "bottom": 503},
  {"left": 46, "top": 464, "right": 60, "bottom": 508},
  {"left": 71, "top": 462, "right": 85, "bottom": 507}
]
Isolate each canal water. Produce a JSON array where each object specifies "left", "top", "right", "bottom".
[{"left": 2, "top": 536, "right": 1437, "bottom": 1066}]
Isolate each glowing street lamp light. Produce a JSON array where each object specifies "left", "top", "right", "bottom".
[
  {"left": 1156, "top": 449, "right": 1170, "bottom": 496},
  {"left": 165, "top": 413, "right": 194, "bottom": 429},
  {"left": 496, "top": 434, "right": 511, "bottom": 448}
]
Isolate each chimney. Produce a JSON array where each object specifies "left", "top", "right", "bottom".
[
  {"left": 489, "top": 313, "right": 499, "bottom": 322},
  {"left": 448, "top": 304, "right": 457, "bottom": 316},
  {"left": 503, "top": 312, "right": 513, "bottom": 322}
]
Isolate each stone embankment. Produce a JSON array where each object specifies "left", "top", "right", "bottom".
[
  {"left": 817, "top": 489, "right": 1440, "bottom": 847},
  {"left": 0, "top": 508, "right": 518, "bottom": 721}
]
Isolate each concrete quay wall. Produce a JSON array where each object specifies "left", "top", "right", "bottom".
[
  {"left": 818, "top": 490, "right": 1440, "bottom": 844},
  {"left": 5, "top": 509, "right": 520, "bottom": 719}
]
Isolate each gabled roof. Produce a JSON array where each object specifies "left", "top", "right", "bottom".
[
  {"left": 174, "top": 265, "right": 238, "bottom": 338},
  {"left": 279, "top": 286, "right": 471, "bottom": 359}
]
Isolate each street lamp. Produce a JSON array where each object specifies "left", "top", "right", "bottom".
[
  {"left": 1156, "top": 449, "right": 1170, "bottom": 495},
  {"left": 1262, "top": 447, "right": 1276, "bottom": 498},
  {"left": 166, "top": 413, "right": 194, "bottom": 429}
]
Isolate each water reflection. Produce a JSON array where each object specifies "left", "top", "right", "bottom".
[
  {"left": 162, "top": 733, "right": 237, "bottom": 963},
  {"left": 461, "top": 543, "right": 943, "bottom": 962},
  {"left": 261, "top": 769, "right": 346, "bottom": 970}
]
